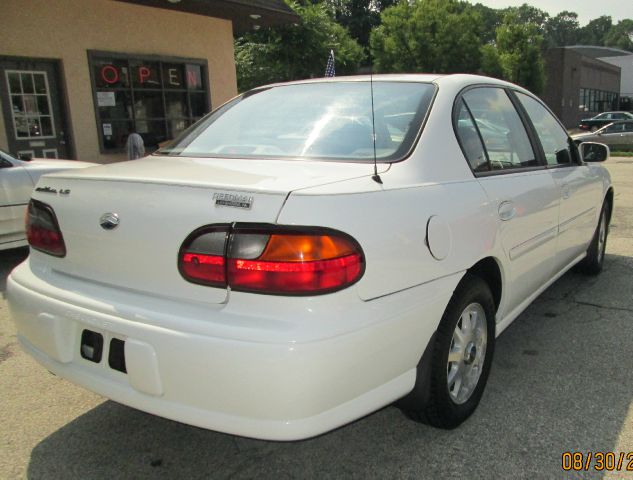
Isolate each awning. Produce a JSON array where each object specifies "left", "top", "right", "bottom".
[{"left": 115, "top": 0, "right": 299, "bottom": 33}]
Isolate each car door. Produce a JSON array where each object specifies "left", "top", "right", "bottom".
[
  {"left": 623, "top": 122, "right": 633, "bottom": 148},
  {"left": 514, "top": 92, "right": 603, "bottom": 272},
  {"left": 456, "top": 86, "right": 559, "bottom": 315},
  {"left": 0, "top": 152, "right": 34, "bottom": 246},
  {"left": 597, "top": 121, "right": 633, "bottom": 149},
  {"left": 594, "top": 122, "right": 626, "bottom": 147}
]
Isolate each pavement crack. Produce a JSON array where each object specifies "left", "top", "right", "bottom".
[
  {"left": 573, "top": 300, "right": 633, "bottom": 313},
  {"left": 0, "top": 341, "right": 18, "bottom": 365}
]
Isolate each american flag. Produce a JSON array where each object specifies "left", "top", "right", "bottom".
[{"left": 325, "top": 50, "right": 335, "bottom": 77}]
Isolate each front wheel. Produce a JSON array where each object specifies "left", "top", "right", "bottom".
[{"left": 402, "top": 273, "right": 496, "bottom": 429}]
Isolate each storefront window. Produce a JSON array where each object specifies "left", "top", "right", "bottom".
[
  {"left": 578, "top": 87, "right": 619, "bottom": 113},
  {"left": 89, "top": 52, "right": 209, "bottom": 153}
]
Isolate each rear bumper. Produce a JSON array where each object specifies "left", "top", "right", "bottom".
[{"left": 7, "top": 260, "right": 459, "bottom": 440}]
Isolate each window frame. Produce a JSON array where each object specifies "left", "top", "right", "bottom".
[
  {"left": 452, "top": 84, "right": 548, "bottom": 178},
  {"left": 87, "top": 50, "right": 211, "bottom": 154},
  {"left": 510, "top": 89, "right": 582, "bottom": 170}
]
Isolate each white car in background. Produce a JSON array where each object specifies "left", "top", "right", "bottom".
[
  {"left": 7, "top": 74, "right": 612, "bottom": 440},
  {"left": 0, "top": 150, "right": 96, "bottom": 251}
]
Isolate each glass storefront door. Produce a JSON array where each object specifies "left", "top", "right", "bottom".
[{"left": 0, "top": 57, "right": 71, "bottom": 159}]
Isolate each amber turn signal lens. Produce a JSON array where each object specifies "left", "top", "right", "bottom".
[{"left": 258, "top": 234, "right": 358, "bottom": 262}]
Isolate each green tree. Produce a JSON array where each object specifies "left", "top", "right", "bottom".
[
  {"left": 495, "top": 12, "right": 545, "bottom": 94},
  {"left": 604, "top": 19, "right": 633, "bottom": 51},
  {"left": 479, "top": 44, "right": 503, "bottom": 78},
  {"left": 234, "top": 1, "right": 364, "bottom": 92},
  {"left": 545, "top": 11, "right": 580, "bottom": 47},
  {"left": 471, "top": 3, "right": 503, "bottom": 44},
  {"left": 503, "top": 3, "right": 549, "bottom": 31},
  {"left": 579, "top": 16, "right": 613, "bottom": 46},
  {"left": 323, "top": 0, "right": 396, "bottom": 50},
  {"left": 370, "top": 0, "right": 484, "bottom": 73}
]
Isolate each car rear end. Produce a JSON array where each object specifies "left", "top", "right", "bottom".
[
  {"left": 7, "top": 167, "right": 450, "bottom": 441},
  {"left": 7, "top": 78, "right": 454, "bottom": 440}
]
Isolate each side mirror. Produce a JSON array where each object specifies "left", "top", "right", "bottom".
[{"left": 579, "top": 142, "right": 610, "bottom": 163}]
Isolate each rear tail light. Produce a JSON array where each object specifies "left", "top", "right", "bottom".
[
  {"left": 178, "top": 224, "right": 364, "bottom": 295},
  {"left": 178, "top": 226, "right": 228, "bottom": 287},
  {"left": 26, "top": 200, "right": 66, "bottom": 257}
]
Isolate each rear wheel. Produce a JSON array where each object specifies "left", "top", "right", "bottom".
[
  {"left": 402, "top": 274, "right": 495, "bottom": 429},
  {"left": 577, "top": 202, "right": 609, "bottom": 275}
]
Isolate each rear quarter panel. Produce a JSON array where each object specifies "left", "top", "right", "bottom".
[{"left": 278, "top": 176, "right": 498, "bottom": 302}]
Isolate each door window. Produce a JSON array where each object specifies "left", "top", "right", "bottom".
[
  {"left": 456, "top": 87, "right": 537, "bottom": 172},
  {"left": 604, "top": 123, "right": 625, "bottom": 134},
  {"left": 5, "top": 70, "right": 55, "bottom": 139},
  {"left": 516, "top": 92, "right": 573, "bottom": 166}
]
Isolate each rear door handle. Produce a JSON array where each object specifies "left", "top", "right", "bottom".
[{"left": 498, "top": 201, "right": 516, "bottom": 221}]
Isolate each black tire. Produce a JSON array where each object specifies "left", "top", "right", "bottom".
[
  {"left": 577, "top": 202, "right": 609, "bottom": 275},
  {"left": 400, "top": 273, "right": 496, "bottom": 429},
  {"left": 590, "top": 126, "right": 598, "bottom": 132}
]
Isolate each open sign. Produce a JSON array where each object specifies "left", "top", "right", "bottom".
[{"left": 97, "top": 61, "right": 202, "bottom": 89}]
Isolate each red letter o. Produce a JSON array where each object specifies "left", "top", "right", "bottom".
[{"left": 101, "top": 65, "right": 119, "bottom": 85}]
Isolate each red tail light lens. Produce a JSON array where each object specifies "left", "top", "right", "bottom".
[
  {"left": 178, "top": 225, "right": 365, "bottom": 295},
  {"left": 178, "top": 227, "right": 229, "bottom": 287},
  {"left": 26, "top": 200, "right": 66, "bottom": 257}
]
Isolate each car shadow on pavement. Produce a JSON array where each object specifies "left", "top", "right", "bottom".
[
  {"left": 0, "top": 247, "right": 28, "bottom": 293},
  {"left": 25, "top": 253, "right": 633, "bottom": 479}
]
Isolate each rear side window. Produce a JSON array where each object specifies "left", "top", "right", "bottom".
[
  {"left": 516, "top": 92, "right": 573, "bottom": 166},
  {"left": 455, "top": 87, "right": 537, "bottom": 172},
  {"left": 455, "top": 100, "right": 488, "bottom": 172}
]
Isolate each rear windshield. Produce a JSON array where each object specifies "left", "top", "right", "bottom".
[{"left": 157, "top": 81, "right": 436, "bottom": 162}]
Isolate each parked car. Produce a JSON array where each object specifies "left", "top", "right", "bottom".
[
  {"left": 572, "top": 120, "right": 633, "bottom": 151},
  {"left": 0, "top": 150, "right": 96, "bottom": 251},
  {"left": 7, "top": 74, "right": 613, "bottom": 441},
  {"left": 578, "top": 111, "right": 633, "bottom": 131}
]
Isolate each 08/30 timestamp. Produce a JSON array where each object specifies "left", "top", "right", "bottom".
[{"left": 562, "top": 452, "right": 633, "bottom": 472}]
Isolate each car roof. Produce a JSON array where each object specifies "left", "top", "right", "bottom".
[
  {"left": 253, "top": 73, "right": 529, "bottom": 93},
  {"left": 601, "top": 120, "right": 633, "bottom": 127}
]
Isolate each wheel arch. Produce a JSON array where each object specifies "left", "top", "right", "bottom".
[
  {"left": 604, "top": 187, "right": 614, "bottom": 224},
  {"left": 466, "top": 256, "right": 503, "bottom": 313}
]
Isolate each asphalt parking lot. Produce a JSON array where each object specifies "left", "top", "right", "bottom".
[{"left": 2, "top": 159, "right": 633, "bottom": 479}]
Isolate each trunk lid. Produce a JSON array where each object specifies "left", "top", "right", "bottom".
[{"left": 32, "top": 156, "right": 381, "bottom": 304}]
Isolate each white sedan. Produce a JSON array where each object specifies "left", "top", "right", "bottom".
[
  {"left": 7, "top": 74, "right": 612, "bottom": 440},
  {"left": 0, "top": 150, "right": 96, "bottom": 251}
]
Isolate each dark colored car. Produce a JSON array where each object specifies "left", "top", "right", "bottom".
[
  {"left": 579, "top": 111, "right": 633, "bottom": 131},
  {"left": 572, "top": 120, "right": 633, "bottom": 150}
]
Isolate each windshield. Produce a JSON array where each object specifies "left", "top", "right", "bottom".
[{"left": 157, "top": 81, "right": 436, "bottom": 162}]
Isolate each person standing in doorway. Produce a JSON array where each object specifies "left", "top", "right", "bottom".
[{"left": 126, "top": 127, "right": 145, "bottom": 160}]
